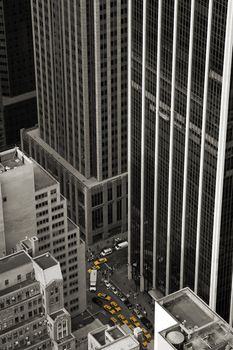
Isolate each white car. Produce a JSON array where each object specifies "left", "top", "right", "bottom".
[
  {"left": 104, "top": 280, "right": 111, "bottom": 289},
  {"left": 100, "top": 248, "right": 113, "bottom": 257},
  {"left": 133, "top": 308, "right": 143, "bottom": 319}
]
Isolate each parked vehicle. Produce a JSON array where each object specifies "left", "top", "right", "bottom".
[
  {"left": 115, "top": 241, "right": 128, "bottom": 250},
  {"left": 89, "top": 270, "right": 97, "bottom": 292},
  {"left": 133, "top": 308, "right": 143, "bottom": 319},
  {"left": 100, "top": 248, "right": 113, "bottom": 257}
]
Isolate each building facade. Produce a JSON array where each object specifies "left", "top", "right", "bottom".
[
  {"left": 0, "top": 148, "right": 86, "bottom": 317},
  {"left": 0, "top": 250, "right": 76, "bottom": 350},
  {"left": 128, "top": 0, "right": 233, "bottom": 322},
  {"left": 21, "top": 0, "right": 128, "bottom": 248},
  {"left": 0, "top": 0, "right": 37, "bottom": 148}
]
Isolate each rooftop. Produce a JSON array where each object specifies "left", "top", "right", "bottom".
[
  {"left": 27, "top": 128, "right": 127, "bottom": 188},
  {"left": 0, "top": 148, "right": 25, "bottom": 173},
  {"left": 157, "top": 288, "right": 233, "bottom": 350},
  {"left": 50, "top": 309, "right": 67, "bottom": 321},
  {"left": 34, "top": 253, "right": 58, "bottom": 270},
  {"left": 33, "top": 163, "right": 57, "bottom": 191},
  {"left": 92, "top": 329, "right": 106, "bottom": 346},
  {"left": 0, "top": 251, "right": 32, "bottom": 274},
  {"left": 107, "top": 327, "right": 125, "bottom": 340}
]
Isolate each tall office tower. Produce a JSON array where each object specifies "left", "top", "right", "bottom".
[
  {"left": 0, "top": 148, "right": 86, "bottom": 316},
  {"left": 128, "top": 0, "right": 233, "bottom": 322},
  {"left": 21, "top": 0, "right": 128, "bottom": 247},
  {"left": 0, "top": 250, "right": 76, "bottom": 350},
  {"left": 0, "top": 0, "right": 37, "bottom": 147}
]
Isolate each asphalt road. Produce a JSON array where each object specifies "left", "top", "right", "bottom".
[{"left": 86, "top": 248, "right": 153, "bottom": 344}]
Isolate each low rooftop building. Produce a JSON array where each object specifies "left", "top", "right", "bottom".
[
  {"left": 150, "top": 287, "right": 233, "bottom": 350},
  {"left": 0, "top": 250, "right": 76, "bottom": 350},
  {"left": 88, "top": 325, "right": 140, "bottom": 350}
]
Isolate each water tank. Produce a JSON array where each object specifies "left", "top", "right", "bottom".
[{"left": 166, "top": 331, "right": 185, "bottom": 350}]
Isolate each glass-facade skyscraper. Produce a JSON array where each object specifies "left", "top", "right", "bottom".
[{"left": 128, "top": 0, "right": 233, "bottom": 322}]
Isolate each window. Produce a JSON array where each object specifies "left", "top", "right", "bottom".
[
  {"left": 117, "top": 184, "right": 122, "bottom": 197},
  {"left": 5, "top": 280, "right": 9, "bottom": 286},
  {"left": 117, "top": 200, "right": 122, "bottom": 221},
  {"left": 3, "top": 196, "right": 7, "bottom": 202},
  {"left": 108, "top": 187, "right": 112, "bottom": 201},
  {"left": 92, "top": 208, "right": 103, "bottom": 230},
  {"left": 92, "top": 192, "right": 103, "bottom": 207},
  {"left": 17, "top": 275, "right": 21, "bottom": 281}
]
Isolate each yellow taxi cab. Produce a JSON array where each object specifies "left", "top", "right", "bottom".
[
  {"left": 117, "top": 314, "right": 126, "bottom": 321},
  {"left": 98, "top": 292, "right": 111, "bottom": 301},
  {"left": 87, "top": 268, "right": 92, "bottom": 273},
  {"left": 141, "top": 327, "right": 147, "bottom": 334},
  {"left": 94, "top": 258, "right": 108, "bottom": 266},
  {"left": 144, "top": 332, "right": 152, "bottom": 340},
  {"left": 110, "top": 316, "right": 118, "bottom": 325},
  {"left": 122, "top": 319, "right": 129, "bottom": 325},
  {"left": 129, "top": 324, "right": 134, "bottom": 331},
  {"left": 130, "top": 315, "right": 137, "bottom": 323},
  {"left": 110, "top": 301, "right": 121, "bottom": 312},
  {"left": 93, "top": 265, "right": 101, "bottom": 270},
  {"left": 103, "top": 304, "right": 116, "bottom": 314},
  {"left": 142, "top": 341, "right": 148, "bottom": 347}
]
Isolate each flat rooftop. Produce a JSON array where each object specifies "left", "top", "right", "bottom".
[
  {"left": 0, "top": 251, "right": 32, "bottom": 274},
  {"left": 27, "top": 128, "right": 128, "bottom": 188},
  {"left": 107, "top": 327, "right": 125, "bottom": 340},
  {"left": 93, "top": 329, "right": 106, "bottom": 346},
  {"left": 50, "top": 309, "right": 67, "bottom": 321},
  {"left": 34, "top": 253, "right": 57, "bottom": 270},
  {"left": 163, "top": 292, "right": 214, "bottom": 329},
  {"left": 157, "top": 288, "right": 233, "bottom": 350},
  {"left": 33, "top": 163, "right": 57, "bottom": 191},
  {"left": 0, "top": 149, "right": 25, "bottom": 172}
]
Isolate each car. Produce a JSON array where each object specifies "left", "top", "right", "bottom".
[
  {"left": 110, "top": 317, "right": 118, "bottom": 325},
  {"left": 124, "top": 300, "right": 133, "bottom": 309},
  {"left": 97, "top": 292, "right": 111, "bottom": 301},
  {"left": 94, "top": 258, "right": 108, "bottom": 266},
  {"left": 142, "top": 341, "right": 148, "bottom": 348},
  {"left": 141, "top": 327, "right": 147, "bottom": 334},
  {"left": 103, "top": 305, "right": 116, "bottom": 315},
  {"left": 130, "top": 316, "right": 140, "bottom": 327},
  {"left": 122, "top": 319, "right": 129, "bottom": 325},
  {"left": 133, "top": 308, "right": 143, "bottom": 319},
  {"left": 130, "top": 315, "right": 138, "bottom": 323},
  {"left": 104, "top": 280, "right": 111, "bottom": 289},
  {"left": 88, "top": 265, "right": 100, "bottom": 272},
  {"left": 117, "top": 314, "right": 126, "bottom": 321},
  {"left": 128, "top": 324, "right": 134, "bottom": 331},
  {"left": 144, "top": 333, "right": 152, "bottom": 340},
  {"left": 120, "top": 295, "right": 127, "bottom": 302},
  {"left": 100, "top": 248, "right": 113, "bottom": 257},
  {"left": 92, "top": 297, "right": 103, "bottom": 307},
  {"left": 110, "top": 286, "right": 118, "bottom": 294},
  {"left": 110, "top": 301, "right": 118, "bottom": 308}
]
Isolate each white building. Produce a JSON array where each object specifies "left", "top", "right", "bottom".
[
  {"left": 150, "top": 287, "right": 233, "bottom": 350},
  {"left": 88, "top": 325, "right": 140, "bottom": 350},
  {"left": 0, "top": 147, "right": 86, "bottom": 316}
]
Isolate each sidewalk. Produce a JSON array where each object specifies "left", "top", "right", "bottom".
[{"left": 109, "top": 264, "right": 155, "bottom": 324}]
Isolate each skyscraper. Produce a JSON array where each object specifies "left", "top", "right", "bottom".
[
  {"left": 0, "top": 0, "right": 37, "bottom": 147},
  {"left": 128, "top": 0, "right": 233, "bottom": 322},
  {"left": 22, "top": 0, "right": 128, "bottom": 248}
]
